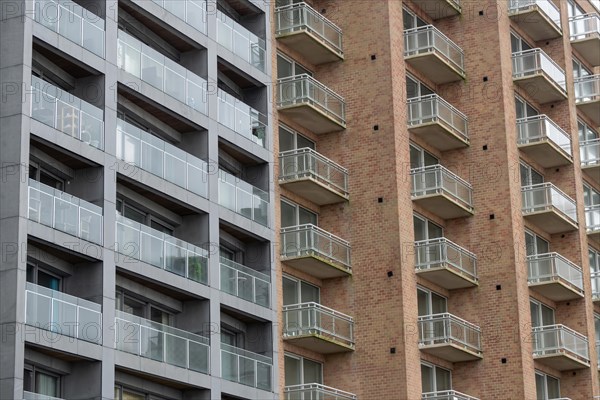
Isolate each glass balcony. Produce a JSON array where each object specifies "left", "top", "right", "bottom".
[
  {"left": 216, "top": 9, "right": 265, "bottom": 71},
  {"left": 283, "top": 302, "right": 354, "bottom": 353},
  {"left": 116, "top": 119, "right": 208, "bottom": 198},
  {"left": 217, "top": 89, "right": 267, "bottom": 148},
  {"left": 23, "top": 392, "right": 65, "bottom": 400},
  {"left": 277, "top": 74, "right": 346, "bottom": 134},
  {"left": 34, "top": 0, "right": 105, "bottom": 57},
  {"left": 221, "top": 343, "right": 272, "bottom": 391},
  {"left": 569, "top": 14, "right": 600, "bottom": 66},
  {"left": 581, "top": 139, "right": 600, "bottom": 184},
  {"left": 418, "top": 313, "right": 482, "bottom": 362},
  {"left": 280, "top": 224, "right": 351, "bottom": 279},
  {"left": 115, "top": 215, "right": 209, "bottom": 285},
  {"left": 574, "top": 75, "right": 600, "bottom": 126},
  {"left": 220, "top": 257, "right": 270, "bottom": 308},
  {"left": 516, "top": 115, "right": 572, "bottom": 167},
  {"left": 28, "top": 179, "right": 103, "bottom": 245},
  {"left": 521, "top": 183, "right": 578, "bottom": 234},
  {"left": 149, "top": 0, "right": 207, "bottom": 35},
  {"left": 411, "top": 165, "right": 474, "bottom": 220},
  {"left": 279, "top": 148, "right": 349, "bottom": 205},
  {"left": 275, "top": 2, "right": 343, "bottom": 64},
  {"left": 404, "top": 25, "right": 465, "bottom": 84},
  {"left": 422, "top": 391, "right": 479, "bottom": 400},
  {"left": 532, "top": 324, "right": 590, "bottom": 370},
  {"left": 218, "top": 169, "right": 269, "bottom": 227},
  {"left": 527, "top": 253, "right": 584, "bottom": 301},
  {"left": 414, "top": 238, "right": 478, "bottom": 289},
  {"left": 411, "top": 0, "right": 462, "bottom": 19},
  {"left": 512, "top": 49, "right": 567, "bottom": 104},
  {"left": 25, "top": 282, "right": 102, "bottom": 344},
  {"left": 407, "top": 94, "right": 469, "bottom": 151},
  {"left": 587, "top": 205, "right": 600, "bottom": 242},
  {"left": 508, "top": 0, "right": 562, "bottom": 40},
  {"left": 30, "top": 76, "right": 104, "bottom": 150},
  {"left": 284, "top": 384, "right": 357, "bottom": 400},
  {"left": 117, "top": 30, "right": 208, "bottom": 115},
  {"left": 591, "top": 271, "right": 600, "bottom": 302},
  {"left": 114, "top": 310, "right": 209, "bottom": 374}
]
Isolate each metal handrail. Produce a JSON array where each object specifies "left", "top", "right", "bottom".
[
  {"left": 407, "top": 94, "right": 469, "bottom": 142},
  {"left": 410, "top": 164, "right": 474, "bottom": 210},
  {"left": 526, "top": 252, "right": 583, "bottom": 292},
  {"left": 521, "top": 182, "right": 577, "bottom": 223},
  {"left": 283, "top": 301, "right": 354, "bottom": 346},
  {"left": 414, "top": 238, "right": 477, "bottom": 281},
  {"left": 219, "top": 257, "right": 271, "bottom": 308},
  {"left": 404, "top": 25, "right": 465, "bottom": 73},
  {"left": 516, "top": 115, "right": 572, "bottom": 156},
  {"left": 512, "top": 48, "right": 566, "bottom": 91},
  {"left": 418, "top": 312, "right": 482, "bottom": 353},
  {"left": 531, "top": 324, "right": 589, "bottom": 363}
]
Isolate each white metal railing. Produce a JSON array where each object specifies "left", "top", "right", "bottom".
[
  {"left": 418, "top": 313, "right": 482, "bottom": 354},
  {"left": 283, "top": 302, "right": 354, "bottom": 347},
  {"left": 275, "top": 2, "right": 343, "bottom": 57},
  {"left": 404, "top": 25, "right": 465, "bottom": 74},
  {"left": 516, "top": 115, "right": 572, "bottom": 156},
  {"left": 116, "top": 118, "right": 208, "bottom": 198},
  {"left": 581, "top": 139, "right": 600, "bottom": 167},
  {"left": 218, "top": 169, "right": 269, "bottom": 226},
  {"left": 586, "top": 205, "right": 600, "bottom": 233},
  {"left": 280, "top": 224, "right": 351, "bottom": 271},
  {"left": 279, "top": 148, "right": 349, "bottom": 196},
  {"left": 422, "top": 390, "right": 480, "bottom": 400},
  {"left": 284, "top": 384, "right": 357, "bottom": 400},
  {"left": 25, "top": 282, "right": 102, "bottom": 344},
  {"left": 115, "top": 214, "right": 209, "bottom": 285},
  {"left": 508, "top": 0, "right": 561, "bottom": 27},
  {"left": 407, "top": 94, "right": 469, "bottom": 143},
  {"left": 28, "top": 179, "right": 103, "bottom": 245},
  {"left": 532, "top": 324, "right": 590, "bottom": 364},
  {"left": 569, "top": 13, "right": 600, "bottom": 41},
  {"left": 117, "top": 30, "right": 208, "bottom": 115},
  {"left": 216, "top": 9, "right": 265, "bottom": 71},
  {"left": 512, "top": 49, "right": 566, "bottom": 92},
  {"left": 220, "top": 257, "right": 270, "bottom": 308},
  {"left": 114, "top": 310, "right": 209, "bottom": 374},
  {"left": 521, "top": 183, "right": 577, "bottom": 224},
  {"left": 574, "top": 75, "right": 600, "bottom": 104},
  {"left": 527, "top": 252, "right": 583, "bottom": 293},
  {"left": 221, "top": 343, "right": 272, "bottom": 391},
  {"left": 217, "top": 88, "right": 267, "bottom": 148},
  {"left": 34, "top": 0, "right": 104, "bottom": 57},
  {"left": 591, "top": 271, "right": 600, "bottom": 301},
  {"left": 411, "top": 165, "right": 474, "bottom": 211},
  {"left": 277, "top": 74, "right": 346, "bottom": 126},
  {"left": 149, "top": 0, "right": 207, "bottom": 35},
  {"left": 23, "top": 391, "right": 65, "bottom": 400},
  {"left": 30, "top": 76, "right": 104, "bottom": 150},
  {"left": 414, "top": 238, "right": 477, "bottom": 282}
]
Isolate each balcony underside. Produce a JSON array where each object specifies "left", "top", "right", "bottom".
[
  {"left": 405, "top": 53, "right": 465, "bottom": 84},
  {"left": 413, "top": 194, "right": 473, "bottom": 220},
  {"left": 416, "top": 265, "right": 478, "bottom": 290},
  {"left": 523, "top": 211, "right": 578, "bottom": 234},
  {"left": 528, "top": 280, "right": 584, "bottom": 302},
  {"left": 514, "top": 75, "right": 567, "bottom": 104},
  {"left": 571, "top": 37, "right": 600, "bottom": 66},
  {"left": 576, "top": 100, "right": 600, "bottom": 126},
  {"left": 588, "top": 227, "right": 600, "bottom": 243},
  {"left": 534, "top": 353, "right": 590, "bottom": 371},
  {"left": 278, "top": 105, "right": 345, "bottom": 134},
  {"left": 509, "top": 10, "right": 562, "bottom": 41},
  {"left": 282, "top": 254, "right": 351, "bottom": 279},
  {"left": 420, "top": 342, "right": 482, "bottom": 362},
  {"left": 518, "top": 141, "right": 572, "bottom": 168},
  {"left": 276, "top": 31, "right": 343, "bottom": 65},
  {"left": 408, "top": 122, "right": 469, "bottom": 151},
  {"left": 582, "top": 164, "right": 600, "bottom": 185},
  {"left": 283, "top": 334, "right": 354, "bottom": 354},
  {"left": 279, "top": 178, "right": 348, "bottom": 205},
  {"left": 412, "top": 0, "right": 461, "bottom": 19}
]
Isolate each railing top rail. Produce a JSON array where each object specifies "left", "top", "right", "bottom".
[
  {"left": 277, "top": 73, "right": 345, "bottom": 102},
  {"left": 521, "top": 182, "right": 576, "bottom": 204},
  {"left": 219, "top": 256, "right": 270, "bottom": 282},
  {"left": 414, "top": 237, "right": 477, "bottom": 258},
  {"left": 283, "top": 301, "right": 354, "bottom": 322},
  {"left": 284, "top": 383, "right": 357, "bottom": 398},
  {"left": 591, "top": 271, "right": 600, "bottom": 278},
  {"left": 509, "top": 0, "right": 560, "bottom": 12},
  {"left": 406, "top": 94, "right": 469, "bottom": 120},
  {"left": 569, "top": 13, "right": 600, "bottom": 22},
  {"left": 26, "top": 282, "right": 102, "bottom": 312},
  {"left": 418, "top": 312, "right": 481, "bottom": 332},
  {"left": 280, "top": 223, "right": 350, "bottom": 247},
  {"left": 532, "top": 324, "right": 589, "bottom": 341},
  {"left": 581, "top": 138, "right": 600, "bottom": 146},
  {"left": 512, "top": 48, "right": 565, "bottom": 75},
  {"left": 275, "top": 2, "right": 343, "bottom": 35},
  {"left": 410, "top": 164, "right": 473, "bottom": 189},
  {"left": 422, "top": 390, "right": 479, "bottom": 400},
  {"left": 115, "top": 310, "right": 209, "bottom": 344},
  {"left": 574, "top": 74, "right": 600, "bottom": 83},
  {"left": 220, "top": 343, "right": 272, "bottom": 364},
  {"left": 279, "top": 147, "right": 348, "bottom": 173}
]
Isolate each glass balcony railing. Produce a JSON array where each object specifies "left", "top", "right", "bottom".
[
  {"left": 512, "top": 49, "right": 566, "bottom": 91},
  {"left": 116, "top": 119, "right": 208, "bottom": 198},
  {"left": 30, "top": 76, "right": 104, "bottom": 150},
  {"left": 150, "top": 0, "right": 207, "bottom": 35},
  {"left": 34, "top": 0, "right": 105, "bottom": 57},
  {"left": 404, "top": 25, "right": 465, "bottom": 75},
  {"left": 508, "top": 0, "right": 561, "bottom": 27},
  {"left": 521, "top": 183, "right": 577, "bottom": 224},
  {"left": 114, "top": 310, "right": 209, "bottom": 374},
  {"left": 216, "top": 10, "right": 265, "bottom": 71},
  {"left": 527, "top": 253, "right": 583, "bottom": 293},
  {"left": 23, "top": 391, "right": 65, "bottom": 400},
  {"left": 283, "top": 302, "right": 354, "bottom": 348},
  {"left": 284, "top": 384, "right": 357, "bottom": 400},
  {"left": 569, "top": 13, "right": 600, "bottom": 40},
  {"left": 532, "top": 324, "right": 589, "bottom": 364},
  {"left": 218, "top": 169, "right": 269, "bottom": 226},
  {"left": 414, "top": 238, "right": 477, "bottom": 282},
  {"left": 115, "top": 214, "right": 209, "bottom": 285},
  {"left": 25, "top": 282, "right": 102, "bottom": 344},
  {"left": 221, "top": 343, "right": 272, "bottom": 391},
  {"left": 407, "top": 94, "right": 469, "bottom": 142},
  {"left": 117, "top": 30, "right": 208, "bottom": 115},
  {"left": 418, "top": 313, "right": 482, "bottom": 354},
  {"left": 217, "top": 89, "right": 267, "bottom": 148},
  {"left": 28, "top": 179, "right": 103, "bottom": 245},
  {"left": 590, "top": 271, "right": 600, "bottom": 300},
  {"left": 220, "top": 257, "right": 270, "bottom": 308},
  {"left": 422, "top": 391, "right": 479, "bottom": 400},
  {"left": 516, "top": 115, "right": 572, "bottom": 155},
  {"left": 574, "top": 75, "right": 600, "bottom": 103},
  {"left": 588, "top": 205, "right": 600, "bottom": 233},
  {"left": 411, "top": 165, "right": 474, "bottom": 211},
  {"left": 581, "top": 139, "right": 600, "bottom": 167}
]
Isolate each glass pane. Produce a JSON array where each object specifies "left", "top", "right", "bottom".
[
  {"left": 417, "top": 289, "right": 428, "bottom": 316},
  {"left": 37, "top": 270, "right": 60, "bottom": 290},
  {"left": 300, "top": 281, "right": 319, "bottom": 303},
  {"left": 431, "top": 293, "right": 447, "bottom": 314},
  {"left": 150, "top": 307, "right": 170, "bottom": 325},
  {"left": 541, "top": 304, "right": 555, "bottom": 326},
  {"left": 421, "top": 364, "right": 433, "bottom": 392},
  {"left": 535, "top": 373, "right": 546, "bottom": 400},
  {"left": 303, "top": 358, "right": 322, "bottom": 384},
  {"left": 435, "top": 367, "right": 451, "bottom": 391},
  {"left": 413, "top": 216, "right": 426, "bottom": 241},
  {"left": 530, "top": 301, "right": 541, "bottom": 327},
  {"left": 283, "top": 277, "right": 298, "bottom": 305},
  {"left": 277, "top": 55, "right": 292, "bottom": 79},
  {"left": 281, "top": 201, "right": 296, "bottom": 228},
  {"left": 279, "top": 126, "right": 294, "bottom": 152},
  {"left": 427, "top": 221, "right": 443, "bottom": 239},
  {"left": 298, "top": 207, "right": 317, "bottom": 225},
  {"left": 546, "top": 376, "right": 560, "bottom": 399},
  {"left": 35, "top": 372, "right": 58, "bottom": 397},
  {"left": 284, "top": 356, "right": 301, "bottom": 386},
  {"left": 123, "top": 297, "right": 144, "bottom": 317},
  {"left": 297, "top": 134, "right": 315, "bottom": 150}
]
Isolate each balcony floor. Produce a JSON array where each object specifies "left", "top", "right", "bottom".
[
  {"left": 408, "top": 122, "right": 469, "bottom": 151},
  {"left": 276, "top": 31, "right": 343, "bottom": 65},
  {"left": 282, "top": 254, "right": 351, "bottom": 279},
  {"left": 413, "top": 194, "right": 474, "bottom": 220},
  {"left": 509, "top": 10, "right": 562, "bottom": 41},
  {"left": 420, "top": 342, "right": 482, "bottom": 362},
  {"left": 514, "top": 75, "right": 567, "bottom": 104},
  {"left": 412, "top": 0, "right": 461, "bottom": 19},
  {"left": 583, "top": 164, "right": 600, "bottom": 185},
  {"left": 283, "top": 334, "right": 354, "bottom": 354},
  {"left": 279, "top": 178, "right": 348, "bottom": 205},
  {"left": 523, "top": 210, "right": 578, "bottom": 234},
  {"left": 416, "top": 265, "right": 478, "bottom": 290},
  {"left": 278, "top": 104, "right": 345, "bottom": 134},
  {"left": 576, "top": 99, "right": 600, "bottom": 126},
  {"left": 518, "top": 141, "right": 572, "bottom": 168},
  {"left": 534, "top": 353, "right": 590, "bottom": 371},
  {"left": 528, "top": 280, "right": 584, "bottom": 302},
  {"left": 571, "top": 36, "right": 600, "bottom": 67},
  {"left": 405, "top": 52, "right": 465, "bottom": 84}
]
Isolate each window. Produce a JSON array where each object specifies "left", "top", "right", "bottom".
[
  {"left": 116, "top": 198, "right": 174, "bottom": 235},
  {"left": 26, "top": 260, "right": 61, "bottom": 291},
  {"left": 220, "top": 325, "right": 245, "bottom": 348},
  {"left": 584, "top": 184, "right": 600, "bottom": 207},
  {"left": 515, "top": 96, "right": 538, "bottom": 119},
  {"left": 421, "top": 362, "right": 451, "bottom": 393},
  {"left": 115, "top": 290, "right": 173, "bottom": 326},
  {"left": 573, "top": 58, "right": 592, "bottom": 78},
  {"left": 277, "top": 53, "right": 312, "bottom": 79},
  {"left": 24, "top": 365, "right": 60, "bottom": 398},
  {"left": 567, "top": 0, "right": 584, "bottom": 18},
  {"left": 594, "top": 313, "right": 600, "bottom": 343},
  {"left": 413, "top": 214, "right": 443, "bottom": 241},
  {"left": 284, "top": 354, "right": 323, "bottom": 386},
  {"left": 406, "top": 75, "right": 434, "bottom": 99},
  {"left": 511, "top": 32, "right": 533, "bottom": 53},
  {"left": 525, "top": 230, "right": 549, "bottom": 256},
  {"left": 280, "top": 199, "right": 317, "bottom": 228},
  {"left": 279, "top": 125, "right": 315, "bottom": 152},
  {"left": 579, "top": 120, "right": 599, "bottom": 142},
  {"left": 520, "top": 162, "right": 544, "bottom": 187},
  {"left": 114, "top": 385, "right": 170, "bottom": 400},
  {"left": 417, "top": 287, "right": 447, "bottom": 316},
  {"left": 29, "top": 161, "right": 66, "bottom": 191},
  {"left": 590, "top": 248, "right": 600, "bottom": 297},
  {"left": 535, "top": 371, "right": 560, "bottom": 400},
  {"left": 410, "top": 144, "right": 439, "bottom": 169},
  {"left": 530, "top": 299, "right": 555, "bottom": 328},
  {"left": 283, "top": 275, "right": 320, "bottom": 305},
  {"left": 403, "top": 7, "right": 427, "bottom": 30}
]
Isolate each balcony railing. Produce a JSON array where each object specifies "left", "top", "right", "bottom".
[
  {"left": 218, "top": 169, "right": 269, "bottom": 227},
  {"left": 34, "top": 0, "right": 104, "bottom": 57},
  {"left": 411, "top": 165, "right": 474, "bottom": 211},
  {"left": 216, "top": 9, "right": 265, "bottom": 71},
  {"left": 404, "top": 25, "right": 465, "bottom": 76},
  {"left": 586, "top": 205, "right": 600, "bottom": 234},
  {"left": 283, "top": 302, "right": 354, "bottom": 348},
  {"left": 25, "top": 282, "right": 102, "bottom": 344},
  {"left": 527, "top": 253, "right": 583, "bottom": 294},
  {"left": 220, "top": 257, "right": 270, "bottom": 308},
  {"left": 532, "top": 324, "right": 589, "bottom": 364},
  {"left": 521, "top": 183, "right": 577, "bottom": 224},
  {"left": 115, "top": 214, "right": 209, "bottom": 285},
  {"left": 23, "top": 391, "right": 65, "bottom": 400},
  {"left": 150, "top": 0, "right": 207, "bottom": 35},
  {"left": 414, "top": 238, "right": 477, "bottom": 283},
  {"left": 591, "top": 271, "right": 600, "bottom": 301},
  {"left": 422, "top": 391, "right": 480, "bottom": 400},
  {"left": 516, "top": 115, "right": 572, "bottom": 156},
  {"left": 418, "top": 313, "right": 482, "bottom": 355},
  {"left": 512, "top": 49, "right": 566, "bottom": 90},
  {"left": 116, "top": 118, "right": 208, "bottom": 198},
  {"left": 114, "top": 310, "right": 209, "bottom": 374},
  {"left": 284, "top": 384, "right": 357, "bottom": 400},
  {"left": 217, "top": 89, "right": 267, "bottom": 148},
  {"left": 28, "top": 179, "right": 103, "bottom": 245},
  {"left": 221, "top": 343, "right": 272, "bottom": 391},
  {"left": 569, "top": 13, "right": 600, "bottom": 41},
  {"left": 30, "top": 76, "right": 104, "bottom": 150},
  {"left": 508, "top": 0, "right": 561, "bottom": 27},
  {"left": 581, "top": 139, "right": 600, "bottom": 167},
  {"left": 407, "top": 94, "right": 469, "bottom": 145},
  {"left": 117, "top": 30, "right": 208, "bottom": 115},
  {"left": 575, "top": 75, "right": 600, "bottom": 103}
]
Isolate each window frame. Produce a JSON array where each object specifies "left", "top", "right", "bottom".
[
  {"left": 26, "top": 259, "right": 63, "bottom": 291},
  {"left": 282, "top": 274, "right": 321, "bottom": 305},
  {"left": 406, "top": 74, "right": 435, "bottom": 100},
  {"left": 116, "top": 197, "right": 175, "bottom": 235},
  {"left": 417, "top": 286, "right": 448, "bottom": 316},
  {"left": 535, "top": 370, "right": 561, "bottom": 400},
  {"left": 402, "top": 6, "right": 427, "bottom": 30},
  {"left": 410, "top": 143, "right": 439, "bottom": 169},
  {"left": 284, "top": 353, "right": 324, "bottom": 386},
  {"left": 524, "top": 230, "right": 550, "bottom": 256},
  {"left": 511, "top": 32, "right": 533, "bottom": 53},
  {"left": 279, "top": 124, "right": 315, "bottom": 152},
  {"left": 515, "top": 95, "right": 539, "bottom": 119},
  {"left": 573, "top": 57, "right": 592, "bottom": 78},
  {"left": 421, "top": 361, "right": 452, "bottom": 393},
  {"left": 280, "top": 198, "right": 318, "bottom": 227},
  {"left": 24, "top": 364, "right": 62, "bottom": 398},
  {"left": 277, "top": 52, "right": 313, "bottom": 79},
  {"left": 579, "top": 119, "right": 599, "bottom": 142},
  {"left": 520, "top": 161, "right": 544, "bottom": 187},
  {"left": 413, "top": 213, "right": 444, "bottom": 241},
  {"left": 115, "top": 288, "right": 174, "bottom": 326},
  {"left": 529, "top": 298, "right": 555, "bottom": 327}
]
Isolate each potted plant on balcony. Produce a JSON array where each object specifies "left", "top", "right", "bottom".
[{"left": 188, "top": 255, "right": 207, "bottom": 284}]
